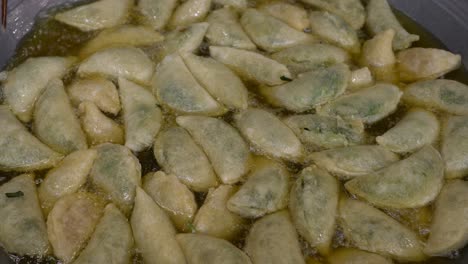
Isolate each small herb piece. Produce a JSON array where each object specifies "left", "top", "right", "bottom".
[
  {"left": 5, "top": 191, "right": 24, "bottom": 198},
  {"left": 280, "top": 76, "right": 293, "bottom": 82}
]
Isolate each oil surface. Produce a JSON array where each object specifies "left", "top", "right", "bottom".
[{"left": 1, "top": 2, "right": 468, "bottom": 264}]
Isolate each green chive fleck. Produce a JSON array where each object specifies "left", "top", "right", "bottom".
[{"left": 5, "top": 191, "right": 24, "bottom": 198}]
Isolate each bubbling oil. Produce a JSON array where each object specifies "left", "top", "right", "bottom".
[{"left": 1, "top": 1, "right": 468, "bottom": 264}]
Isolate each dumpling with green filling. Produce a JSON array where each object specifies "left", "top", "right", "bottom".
[
  {"left": 205, "top": 7, "right": 256, "bottom": 50},
  {"left": 213, "top": 0, "right": 246, "bottom": 10},
  {"left": 317, "top": 83, "right": 402, "bottom": 124},
  {"left": 47, "top": 192, "right": 103, "bottom": 263},
  {"left": 138, "top": 0, "right": 178, "bottom": 30},
  {"left": 424, "top": 180, "right": 468, "bottom": 256},
  {"left": 377, "top": 108, "right": 439, "bottom": 153},
  {"left": 0, "top": 174, "right": 49, "bottom": 256},
  {"left": 154, "top": 127, "right": 218, "bottom": 192},
  {"left": 2, "top": 56, "right": 75, "bottom": 122},
  {"left": 177, "top": 234, "right": 252, "bottom": 264},
  {"left": 360, "top": 29, "right": 396, "bottom": 82},
  {"left": 38, "top": 149, "right": 97, "bottom": 215},
  {"left": 176, "top": 116, "right": 251, "bottom": 184},
  {"left": 235, "top": 108, "right": 303, "bottom": 161},
  {"left": 346, "top": 145, "right": 444, "bottom": 209},
  {"left": 181, "top": 52, "right": 249, "bottom": 110},
  {"left": 170, "top": 0, "right": 211, "bottom": 28},
  {"left": 210, "top": 46, "right": 291, "bottom": 86},
  {"left": 78, "top": 102, "right": 124, "bottom": 146},
  {"left": 119, "top": 78, "right": 162, "bottom": 152},
  {"left": 240, "top": 9, "right": 314, "bottom": 52},
  {"left": 283, "top": 114, "right": 367, "bottom": 151},
  {"left": 143, "top": 171, "right": 197, "bottom": 232},
  {"left": 260, "top": 64, "right": 350, "bottom": 112},
  {"left": 227, "top": 157, "right": 289, "bottom": 218},
  {"left": 78, "top": 47, "right": 154, "bottom": 85},
  {"left": 67, "top": 77, "right": 121, "bottom": 115},
  {"left": 442, "top": 115, "right": 468, "bottom": 179},
  {"left": 289, "top": 166, "right": 339, "bottom": 255},
  {"left": 397, "top": 48, "right": 461, "bottom": 82},
  {"left": 339, "top": 198, "right": 425, "bottom": 262},
  {"left": 0, "top": 106, "right": 62, "bottom": 172},
  {"left": 327, "top": 248, "right": 393, "bottom": 264},
  {"left": 309, "top": 11, "right": 360, "bottom": 54},
  {"left": 55, "top": 0, "right": 131, "bottom": 31},
  {"left": 403, "top": 79, "right": 468, "bottom": 115},
  {"left": 79, "top": 25, "right": 164, "bottom": 57},
  {"left": 194, "top": 185, "right": 246, "bottom": 241},
  {"left": 153, "top": 53, "right": 226, "bottom": 116},
  {"left": 34, "top": 79, "right": 87, "bottom": 155},
  {"left": 245, "top": 211, "right": 306, "bottom": 264},
  {"left": 308, "top": 145, "right": 399, "bottom": 180},
  {"left": 131, "top": 187, "right": 186, "bottom": 264},
  {"left": 366, "top": 0, "right": 419, "bottom": 50},
  {"left": 300, "top": 0, "right": 365, "bottom": 30},
  {"left": 73, "top": 204, "right": 133, "bottom": 264},
  {"left": 271, "top": 44, "right": 350, "bottom": 75},
  {"left": 258, "top": 2, "right": 309, "bottom": 31},
  {"left": 90, "top": 144, "right": 141, "bottom": 215}
]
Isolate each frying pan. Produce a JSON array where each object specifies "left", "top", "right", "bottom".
[{"left": 0, "top": 0, "right": 468, "bottom": 263}]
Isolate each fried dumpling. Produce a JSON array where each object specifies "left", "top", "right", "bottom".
[
  {"left": 0, "top": 174, "right": 49, "bottom": 256},
  {"left": 327, "top": 248, "right": 393, "bottom": 264},
  {"left": 79, "top": 25, "right": 164, "bottom": 57},
  {"left": 235, "top": 108, "right": 303, "bottom": 161},
  {"left": 377, "top": 108, "right": 439, "bottom": 153},
  {"left": 90, "top": 144, "right": 141, "bottom": 214},
  {"left": 424, "top": 180, "right": 468, "bottom": 256},
  {"left": 309, "top": 11, "right": 359, "bottom": 54},
  {"left": 181, "top": 52, "right": 248, "bottom": 110},
  {"left": 271, "top": 43, "right": 350, "bottom": 75},
  {"left": 260, "top": 64, "right": 350, "bottom": 112},
  {"left": 346, "top": 145, "right": 444, "bottom": 209},
  {"left": 289, "top": 166, "right": 339, "bottom": 255},
  {"left": 154, "top": 127, "right": 218, "bottom": 191},
  {"left": 3, "top": 56, "right": 75, "bottom": 122},
  {"left": 38, "top": 149, "right": 97, "bottom": 215},
  {"left": 193, "top": 185, "right": 246, "bottom": 240},
  {"left": 318, "top": 83, "right": 402, "bottom": 124},
  {"left": 258, "top": 2, "right": 309, "bottom": 31},
  {"left": 309, "top": 145, "right": 399, "bottom": 180},
  {"left": 77, "top": 47, "right": 154, "bottom": 85},
  {"left": 176, "top": 116, "right": 251, "bottom": 184},
  {"left": 206, "top": 7, "right": 256, "bottom": 50},
  {"left": 339, "top": 198, "right": 424, "bottom": 262},
  {"left": 153, "top": 53, "right": 226, "bottom": 116},
  {"left": 210, "top": 46, "right": 291, "bottom": 86},
  {"left": 131, "top": 187, "right": 186, "bottom": 264},
  {"left": 227, "top": 158, "right": 289, "bottom": 218},
  {"left": 0, "top": 106, "right": 62, "bottom": 171},
  {"left": 349, "top": 67, "right": 374, "bottom": 90},
  {"left": 67, "top": 77, "right": 121, "bottom": 115},
  {"left": 47, "top": 192, "right": 103, "bottom": 263},
  {"left": 442, "top": 115, "right": 468, "bottom": 179},
  {"left": 403, "top": 79, "right": 468, "bottom": 115},
  {"left": 240, "top": 9, "right": 314, "bottom": 52},
  {"left": 366, "top": 0, "right": 419, "bottom": 50},
  {"left": 73, "top": 204, "right": 133, "bottom": 264},
  {"left": 397, "top": 48, "right": 461, "bottom": 82},
  {"left": 170, "top": 0, "right": 211, "bottom": 28},
  {"left": 360, "top": 29, "right": 396, "bottom": 82},
  {"left": 177, "top": 234, "right": 252, "bottom": 264},
  {"left": 119, "top": 78, "right": 162, "bottom": 152},
  {"left": 213, "top": 0, "right": 247, "bottom": 10},
  {"left": 158, "top": 22, "right": 209, "bottom": 60},
  {"left": 34, "top": 79, "right": 87, "bottom": 154},
  {"left": 138, "top": 0, "right": 178, "bottom": 30},
  {"left": 283, "top": 114, "right": 366, "bottom": 151},
  {"left": 300, "top": 0, "right": 365, "bottom": 30},
  {"left": 245, "top": 211, "right": 306, "bottom": 264},
  {"left": 55, "top": 0, "right": 131, "bottom": 31},
  {"left": 143, "top": 171, "right": 197, "bottom": 232},
  {"left": 78, "top": 102, "right": 124, "bottom": 146}
]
